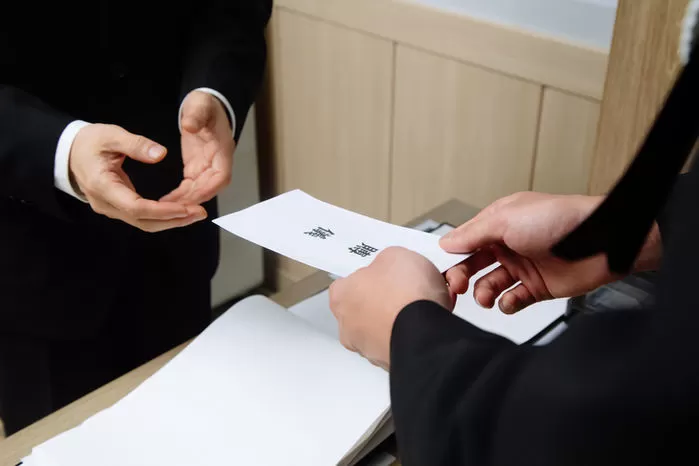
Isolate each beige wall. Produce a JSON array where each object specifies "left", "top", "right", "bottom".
[{"left": 262, "top": 0, "right": 609, "bottom": 283}]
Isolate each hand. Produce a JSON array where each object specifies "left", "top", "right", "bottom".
[
  {"left": 440, "top": 192, "right": 663, "bottom": 314},
  {"left": 161, "top": 90, "right": 235, "bottom": 204},
  {"left": 329, "top": 247, "right": 454, "bottom": 370},
  {"left": 70, "top": 124, "right": 207, "bottom": 232}
]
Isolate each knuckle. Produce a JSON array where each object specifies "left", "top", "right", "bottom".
[
  {"left": 474, "top": 275, "right": 490, "bottom": 292},
  {"left": 508, "top": 191, "right": 533, "bottom": 204},
  {"left": 104, "top": 124, "right": 123, "bottom": 137},
  {"left": 328, "top": 282, "right": 342, "bottom": 310},
  {"left": 199, "top": 91, "right": 216, "bottom": 107},
  {"left": 90, "top": 123, "right": 111, "bottom": 137},
  {"left": 380, "top": 246, "right": 401, "bottom": 257},
  {"left": 130, "top": 135, "right": 148, "bottom": 153},
  {"left": 339, "top": 335, "right": 355, "bottom": 352},
  {"left": 103, "top": 126, "right": 127, "bottom": 151}
]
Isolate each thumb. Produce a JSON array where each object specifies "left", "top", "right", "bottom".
[
  {"left": 110, "top": 127, "right": 167, "bottom": 164},
  {"left": 439, "top": 215, "right": 505, "bottom": 254},
  {"left": 181, "top": 91, "right": 215, "bottom": 133}
]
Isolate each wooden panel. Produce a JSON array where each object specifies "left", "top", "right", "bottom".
[
  {"left": 589, "top": 0, "right": 688, "bottom": 194},
  {"left": 276, "top": 0, "right": 608, "bottom": 99},
  {"left": 269, "top": 9, "right": 394, "bottom": 281},
  {"left": 532, "top": 89, "right": 601, "bottom": 195},
  {"left": 390, "top": 46, "right": 541, "bottom": 225}
]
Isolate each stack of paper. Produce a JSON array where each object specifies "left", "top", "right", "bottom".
[{"left": 23, "top": 296, "right": 393, "bottom": 466}]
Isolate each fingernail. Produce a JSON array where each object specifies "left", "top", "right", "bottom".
[
  {"left": 475, "top": 291, "right": 488, "bottom": 309},
  {"left": 148, "top": 145, "right": 166, "bottom": 160},
  {"left": 499, "top": 298, "right": 517, "bottom": 314},
  {"left": 498, "top": 301, "right": 510, "bottom": 314}
]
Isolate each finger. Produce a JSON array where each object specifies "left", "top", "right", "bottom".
[
  {"left": 448, "top": 288, "right": 458, "bottom": 308},
  {"left": 473, "top": 266, "right": 517, "bottom": 309},
  {"left": 439, "top": 214, "right": 506, "bottom": 254},
  {"left": 368, "top": 358, "right": 389, "bottom": 371},
  {"left": 498, "top": 283, "right": 537, "bottom": 315},
  {"left": 181, "top": 92, "right": 215, "bottom": 133},
  {"left": 105, "top": 126, "right": 167, "bottom": 164},
  {"left": 135, "top": 213, "right": 209, "bottom": 233},
  {"left": 491, "top": 244, "right": 553, "bottom": 302},
  {"left": 159, "top": 179, "right": 195, "bottom": 203},
  {"left": 102, "top": 181, "right": 204, "bottom": 220},
  {"left": 179, "top": 170, "right": 228, "bottom": 205},
  {"left": 328, "top": 279, "right": 343, "bottom": 314},
  {"left": 444, "top": 248, "right": 498, "bottom": 294},
  {"left": 445, "top": 265, "right": 469, "bottom": 294}
]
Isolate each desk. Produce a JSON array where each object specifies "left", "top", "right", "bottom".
[{"left": 0, "top": 200, "right": 479, "bottom": 466}]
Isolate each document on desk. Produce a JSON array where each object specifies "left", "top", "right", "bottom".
[
  {"left": 213, "top": 190, "right": 469, "bottom": 277},
  {"left": 22, "top": 296, "right": 393, "bottom": 466}
]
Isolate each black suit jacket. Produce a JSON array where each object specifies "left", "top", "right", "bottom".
[
  {"left": 0, "top": 1, "right": 271, "bottom": 339},
  {"left": 390, "top": 169, "right": 699, "bottom": 465}
]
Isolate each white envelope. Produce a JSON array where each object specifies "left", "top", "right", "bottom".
[{"left": 213, "top": 190, "right": 469, "bottom": 277}]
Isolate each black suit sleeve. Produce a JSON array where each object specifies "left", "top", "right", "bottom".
[
  {"left": 181, "top": 0, "right": 272, "bottom": 141},
  {"left": 0, "top": 84, "right": 75, "bottom": 218},
  {"left": 389, "top": 299, "right": 689, "bottom": 466},
  {"left": 657, "top": 172, "right": 691, "bottom": 246}
]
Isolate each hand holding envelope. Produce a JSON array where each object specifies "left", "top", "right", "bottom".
[{"left": 213, "top": 190, "right": 469, "bottom": 278}]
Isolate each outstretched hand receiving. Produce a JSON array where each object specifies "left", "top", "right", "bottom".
[{"left": 161, "top": 90, "right": 235, "bottom": 205}]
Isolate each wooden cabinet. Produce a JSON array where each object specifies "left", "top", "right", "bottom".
[
  {"left": 390, "top": 46, "right": 541, "bottom": 224},
  {"left": 533, "top": 89, "right": 601, "bottom": 195},
  {"left": 589, "top": 0, "right": 688, "bottom": 194},
  {"left": 267, "top": 10, "right": 394, "bottom": 282},
  {"left": 269, "top": 10, "right": 394, "bottom": 219},
  {"left": 261, "top": 2, "right": 608, "bottom": 283}
]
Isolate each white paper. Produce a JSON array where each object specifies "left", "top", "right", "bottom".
[
  {"left": 290, "top": 290, "right": 341, "bottom": 339},
  {"left": 290, "top": 224, "right": 568, "bottom": 345},
  {"left": 27, "top": 296, "right": 390, "bottom": 466},
  {"left": 289, "top": 285, "right": 566, "bottom": 345},
  {"left": 213, "top": 190, "right": 469, "bottom": 277}
]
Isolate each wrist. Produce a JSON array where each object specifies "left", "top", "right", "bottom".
[{"left": 179, "top": 88, "right": 236, "bottom": 138}]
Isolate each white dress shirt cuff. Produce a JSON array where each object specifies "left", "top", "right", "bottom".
[
  {"left": 178, "top": 88, "right": 236, "bottom": 138},
  {"left": 54, "top": 120, "right": 91, "bottom": 203}
]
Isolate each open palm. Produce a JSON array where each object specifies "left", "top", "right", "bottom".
[{"left": 161, "top": 90, "right": 235, "bottom": 205}]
